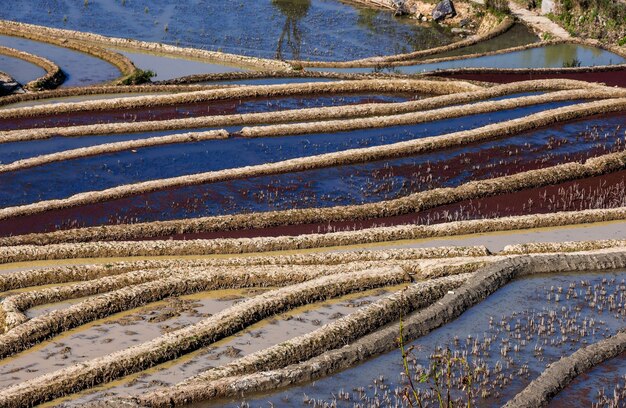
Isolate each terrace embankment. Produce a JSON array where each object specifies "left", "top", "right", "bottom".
[
  {"left": 0, "top": 45, "right": 64, "bottom": 90},
  {"left": 0, "top": 92, "right": 416, "bottom": 131},
  {"left": 0, "top": 242, "right": 623, "bottom": 407},
  {"left": 0, "top": 264, "right": 416, "bottom": 350},
  {"left": 1, "top": 120, "right": 625, "bottom": 246},
  {"left": 0, "top": 245, "right": 488, "bottom": 284},
  {"left": 384, "top": 39, "right": 626, "bottom": 70},
  {"left": 504, "top": 331, "right": 626, "bottom": 407},
  {"left": 0, "top": 79, "right": 479, "bottom": 122},
  {"left": 0, "top": 87, "right": 618, "bottom": 174},
  {"left": 0, "top": 98, "right": 624, "bottom": 231},
  {"left": 415, "top": 39, "right": 626, "bottom": 86},
  {"left": 0, "top": 130, "right": 228, "bottom": 174},
  {"left": 134, "top": 274, "right": 469, "bottom": 405},
  {"left": 0, "top": 26, "right": 135, "bottom": 84},
  {"left": 0, "top": 79, "right": 602, "bottom": 142},
  {"left": 294, "top": 16, "right": 516, "bottom": 67},
  {"left": 236, "top": 87, "right": 625, "bottom": 138},
  {"left": 133, "top": 248, "right": 626, "bottom": 407},
  {"left": 0, "top": 83, "right": 241, "bottom": 107},
  {"left": 153, "top": 70, "right": 390, "bottom": 85},
  {"left": 0, "top": 267, "right": 417, "bottom": 407},
  {"left": 0, "top": 19, "right": 288, "bottom": 72}
]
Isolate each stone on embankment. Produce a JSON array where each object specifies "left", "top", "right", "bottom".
[
  {"left": 541, "top": 0, "right": 555, "bottom": 14},
  {"left": 432, "top": 0, "right": 456, "bottom": 21},
  {"left": 393, "top": 0, "right": 410, "bottom": 15}
]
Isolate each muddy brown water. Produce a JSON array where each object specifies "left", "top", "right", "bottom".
[
  {"left": 42, "top": 287, "right": 401, "bottom": 406},
  {"left": 0, "top": 288, "right": 250, "bottom": 388}
]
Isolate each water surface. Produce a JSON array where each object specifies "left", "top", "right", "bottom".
[
  {"left": 0, "top": 34, "right": 120, "bottom": 86},
  {"left": 1, "top": 0, "right": 459, "bottom": 61}
]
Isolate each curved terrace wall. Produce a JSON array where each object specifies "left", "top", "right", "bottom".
[
  {"left": 504, "top": 330, "right": 626, "bottom": 407},
  {"left": 0, "top": 23, "right": 135, "bottom": 83},
  {"left": 0, "top": 129, "right": 228, "bottom": 174},
  {"left": 0, "top": 45, "right": 64, "bottom": 90},
  {"left": 0, "top": 246, "right": 490, "bottom": 287},
  {"left": 0, "top": 79, "right": 478, "bottom": 121},
  {"left": 134, "top": 248, "right": 626, "bottom": 407},
  {"left": 0, "top": 84, "right": 233, "bottom": 108},
  {"left": 351, "top": 38, "right": 626, "bottom": 69},
  {"left": 0, "top": 267, "right": 414, "bottom": 407},
  {"left": 0, "top": 19, "right": 289, "bottom": 72},
  {"left": 294, "top": 16, "right": 516, "bottom": 67},
  {"left": 0, "top": 79, "right": 603, "bottom": 142},
  {"left": 0, "top": 264, "right": 413, "bottom": 349},
  {"left": 0, "top": 88, "right": 617, "bottom": 173}
]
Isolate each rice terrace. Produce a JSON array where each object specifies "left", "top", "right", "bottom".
[{"left": 1, "top": 0, "right": 626, "bottom": 406}]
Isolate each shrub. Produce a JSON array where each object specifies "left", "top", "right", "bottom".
[
  {"left": 120, "top": 69, "right": 156, "bottom": 85},
  {"left": 485, "top": 0, "right": 511, "bottom": 15}
]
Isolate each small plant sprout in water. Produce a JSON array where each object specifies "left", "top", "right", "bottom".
[
  {"left": 563, "top": 57, "right": 582, "bottom": 67},
  {"left": 398, "top": 315, "right": 481, "bottom": 408}
]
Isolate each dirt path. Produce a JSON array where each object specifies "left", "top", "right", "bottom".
[
  {"left": 508, "top": 1, "right": 571, "bottom": 39},
  {"left": 469, "top": 0, "right": 571, "bottom": 39}
]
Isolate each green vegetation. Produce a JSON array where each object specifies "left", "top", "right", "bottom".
[
  {"left": 398, "top": 318, "right": 479, "bottom": 407},
  {"left": 562, "top": 57, "right": 582, "bottom": 67},
  {"left": 120, "top": 69, "right": 156, "bottom": 85},
  {"left": 485, "top": 0, "right": 511, "bottom": 18},
  {"left": 551, "top": 0, "right": 626, "bottom": 43}
]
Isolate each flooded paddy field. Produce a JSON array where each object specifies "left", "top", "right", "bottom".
[
  {"left": 238, "top": 270, "right": 626, "bottom": 407},
  {"left": 0, "top": 289, "right": 247, "bottom": 388},
  {"left": 420, "top": 23, "right": 540, "bottom": 60},
  {"left": 1, "top": 0, "right": 626, "bottom": 406},
  {"left": 0, "top": 92, "right": 181, "bottom": 110},
  {"left": 0, "top": 92, "right": 419, "bottom": 131},
  {"left": 0, "top": 53, "right": 45, "bottom": 85},
  {"left": 115, "top": 49, "right": 246, "bottom": 81},
  {"left": 316, "top": 43, "right": 626, "bottom": 74},
  {"left": 0, "top": 97, "right": 578, "bottom": 188},
  {"left": 1, "top": 0, "right": 460, "bottom": 61},
  {"left": 440, "top": 68, "right": 626, "bottom": 88},
  {"left": 0, "top": 35, "right": 120, "bottom": 87},
  {"left": 0, "top": 106, "right": 621, "bottom": 237},
  {"left": 0, "top": 91, "right": 546, "bottom": 164},
  {"left": 55, "top": 287, "right": 400, "bottom": 405}
]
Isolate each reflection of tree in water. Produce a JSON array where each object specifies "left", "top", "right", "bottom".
[{"left": 272, "top": 0, "right": 310, "bottom": 60}]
